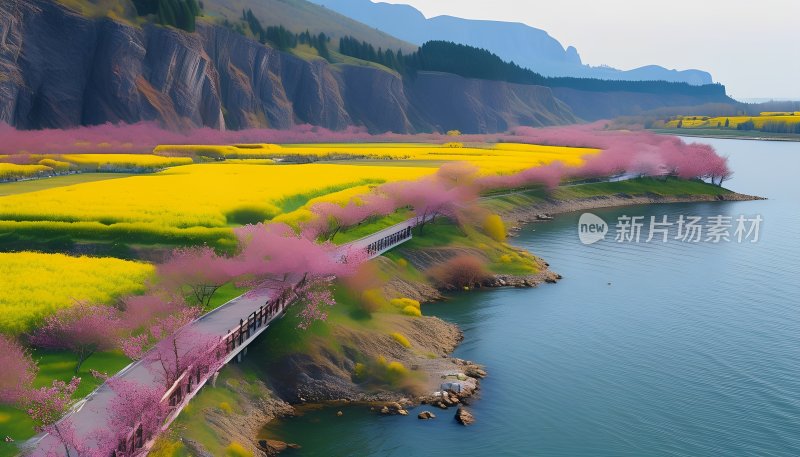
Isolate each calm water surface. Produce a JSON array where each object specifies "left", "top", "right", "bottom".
[{"left": 264, "top": 138, "right": 800, "bottom": 456}]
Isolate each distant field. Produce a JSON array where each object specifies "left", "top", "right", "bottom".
[
  {"left": 0, "top": 154, "right": 196, "bottom": 181},
  {"left": 156, "top": 142, "right": 597, "bottom": 174},
  {"left": 0, "top": 163, "right": 52, "bottom": 180},
  {"left": 59, "top": 153, "right": 193, "bottom": 170},
  {"left": 652, "top": 128, "right": 800, "bottom": 141},
  {"left": 662, "top": 114, "right": 800, "bottom": 130},
  {"left": 0, "top": 173, "right": 134, "bottom": 196},
  {"left": 0, "top": 252, "right": 153, "bottom": 334}
]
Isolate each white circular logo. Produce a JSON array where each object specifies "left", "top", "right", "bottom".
[{"left": 578, "top": 213, "right": 608, "bottom": 245}]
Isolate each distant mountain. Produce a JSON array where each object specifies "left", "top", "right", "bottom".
[{"left": 308, "top": 0, "right": 713, "bottom": 85}]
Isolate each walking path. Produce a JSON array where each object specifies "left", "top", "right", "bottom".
[{"left": 27, "top": 217, "right": 426, "bottom": 456}]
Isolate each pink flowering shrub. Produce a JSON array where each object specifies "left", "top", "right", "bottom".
[
  {"left": 30, "top": 302, "right": 122, "bottom": 374},
  {"left": 0, "top": 334, "right": 37, "bottom": 405}
]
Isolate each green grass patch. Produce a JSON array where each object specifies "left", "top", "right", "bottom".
[
  {"left": 399, "top": 218, "right": 540, "bottom": 276},
  {"left": 204, "top": 283, "right": 249, "bottom": 312},
  {"left": 164, "top": 363, "right": 276, "bottom": 456},
  {"left": 553, "top": 177, "right": 731, "bottom": 199},
  {"left": 0, "top": 350, "right": 131, "bottom": 448},
  {"left": 483, "top": 177, "right": 730, "bottom": 215},
  {"left": 0, "top": 173, "right": 135, "bottom": 196},
  {"left": 333, "top": 209, "right": 413, "bottom": 244},
  {"left": 0, "top": 406, "right": 33, "bottom": 457},
  {"left": 274, "top": 179, "right": 385, "bottom": 214}
]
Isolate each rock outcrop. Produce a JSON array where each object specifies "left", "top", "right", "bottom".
[
  {"left": 454, "top": 407, "right": 475, "bottom": 426},
  {"left": 0, "top": 0, "right": 576, "bottom": 133}
]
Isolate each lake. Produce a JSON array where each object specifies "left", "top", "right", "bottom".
[{"left": 264, "top": 138, "right": 800, "bottom": 456}]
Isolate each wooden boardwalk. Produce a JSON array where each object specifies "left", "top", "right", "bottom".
[{"left": 27, "top": 216, "right": 426, "bottom": 456}]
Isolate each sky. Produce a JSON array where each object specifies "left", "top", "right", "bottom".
[{"left": 381, "top": 0, "right": 799, "bottom": 101}]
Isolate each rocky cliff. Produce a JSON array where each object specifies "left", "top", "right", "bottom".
[{"left": 0, "top": 0, "right": 577, "bottom": 133}]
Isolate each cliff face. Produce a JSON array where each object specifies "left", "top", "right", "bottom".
[
  {"left": 0, "top": 0, "right": 578, "bottom": 133},
  {"left": 0, "top": 0, "right": 224, "bottom": 130},
  {"left": 551, "top": 87, "right": 735, "bottom": 121},
  {"left": 407, "top": 71, "right": 577, "bottom": 132}
]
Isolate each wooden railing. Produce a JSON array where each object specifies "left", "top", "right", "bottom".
[
  {"left": 108, "top": 220, "right": 425, "bottom": 456},
  {"left": 112, "top": 292, "right": 295, "bottom": 456},
  {"left": 365, "top": 225, "right": 413, "bottom": 256}
]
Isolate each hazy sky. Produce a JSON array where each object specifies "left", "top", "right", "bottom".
[{"left": 381, "top": 0, "right": 799, "bottom": 100}]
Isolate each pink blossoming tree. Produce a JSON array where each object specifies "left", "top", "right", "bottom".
[
  {"left": 158, "top": 246, "right": 236, "bottom": 310},
  {"left": 30, "top": 302, "right": 122, "bottom": 374},
  {"left": 0, "top": 335, "right": 37, "bottom": 405},
  {"left": 25, "top": 377, "right": 82, "bottom": 457},
  {"left": 232, "top": 223, "right": 365, "bottom": 328},
  {"left": 105, "top": 379, "right": 168, "bottom": 452},
  {"left": 147, "top": 329, "right": 223, "bottom": 389}
]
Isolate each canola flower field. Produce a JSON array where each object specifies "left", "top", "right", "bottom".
[
  {"left": 663, "top": 113, "right": 800, "bottom": 129},
  {"left": 0, "top": 141, "right": 594, "bottom": 328},
  {"left": 0, "top": 154, "right": 195, "bottom": 181},
  {"left": 0, "top": 252, "right": 153, "bottom": 334},
  {"left": 0, "top": 142, "right": 595, "bottom": 247},
  {"left": 154, "top": 142, "right": 597, "bottom": 174},
  {"left": 0, "top": 163, "right": 433, "bottom": 247}
]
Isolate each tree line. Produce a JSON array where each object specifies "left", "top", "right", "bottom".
[
  {"left": 338, "top": 38, "right": 729, "bottom": 99},
  {"left": 241, "top": 9, "right": 331, "bottom": 60},
  {"left": 338, "top": 36, "right": 408, "bottom": 73},
  {"left": 736, "top": 120, "right": 800, "bottom": 134},
  {"left": 132, "top": 0, "right": 201, "bottom": 32}
]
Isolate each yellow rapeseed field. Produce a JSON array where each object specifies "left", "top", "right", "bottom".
[
  {"left": 0, "top": 142, "right": 596, "bottom": 245},
  {"left": 666, "top": 115, "right": 800, "bottom": 129},
  {"left": 0, "top": 163, "right": 433, "bottom": 243},
  {"left": 0, "top": 252, "right": 154, "bottom": 334},
  {"left": 0, "top": 163, "right": 52, "bottom": 180},
  {"left": 153, "top": 142, "right": 597, "bottom": 174},
  {"left": 0, "top": 154, "right": 194, "bottom": 181},
  {"left": 60, "top": 154, "right": 193, "bottom": 170},
  {"left": 276, "top": 142, "right": 597, "bottom": 173}
]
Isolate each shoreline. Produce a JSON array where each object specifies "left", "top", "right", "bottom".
[
  {"left": 250, "top": 189, "right": 765, "bottom": 447},
  {"left": 501, "top": 190, "right": 764, "bottom": 225},
  {"left": 650, "top": 129, "right": 800, "bottom": 142},
  {"left": 166, "top": 187, "right": 766, "bottom": 456}
]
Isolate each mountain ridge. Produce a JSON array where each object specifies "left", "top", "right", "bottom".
[
  {"left": 0, "top": 0, "right": 579, "bottom": 133},
  {"left": 0, "top": 0, "right": 732, "bottom": 132},
  {"left": 309, "top": 0, "right": 714, "bottom": 85}
]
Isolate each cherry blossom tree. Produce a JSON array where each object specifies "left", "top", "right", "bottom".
[
  {"left": 158, "top": 246, "right": 236, "bottom": 310},
  {"left": 105, "top": 379, "right": 168, "bottom": 453},
  {"left": 30, "top": 303, "right": 122, "bottom": 374},
  {"left": 117, "top": 292, "right": 189, "bottom": 332},
  {"left": 119, "top": 306, "right": 200, "bottom": 361},
  {"left": 303, "top": 193, "right": 395, "bottom": 241},
  {"left": 146, "top": 330, "right": 222, "bottom": 388},
  {"left": 380, "top": 165, "right": 478, "bottom": 234},
  {"left": 232, "top": 223, "right": 365, "bottom": 328},
  {"left": 25, "top": 377, "right": 82, "bottom": 457},
  {"left": 0, "top": 335, "right": 37, "bottom": 405}
]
